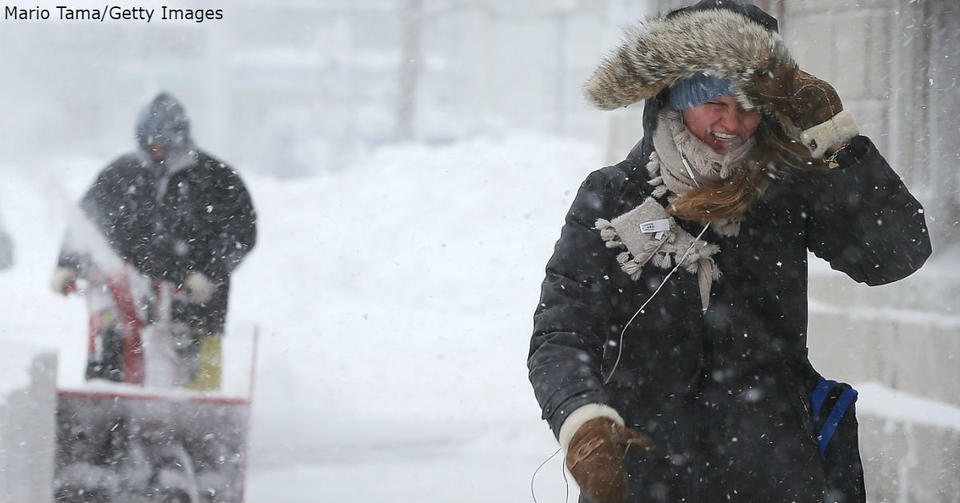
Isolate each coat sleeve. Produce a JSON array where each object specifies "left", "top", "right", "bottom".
[
  {"left": 54, "top": 181, "right": 104, "bottom": 271},
  {"left": 800, "top": 135, "right": 931, "bottom": 285},
  {"left": 187, "top": 161, "right": 257, "bottom": 283},
  {"left": 57, "top": 157, "right": 148, "bottom": 273},
  {"left": 528, "top": 168, "right": 622, "bottom": 437}
]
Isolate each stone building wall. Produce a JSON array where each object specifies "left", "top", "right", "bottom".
[{"left": 785, "top": 2, "right": 960, "bottom": 500}]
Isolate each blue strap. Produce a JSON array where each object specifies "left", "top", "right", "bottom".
[
  {"left": 810, "top": 378, "right": 836, "bottom": 417},
  {"left": 817, "top": 386, "right": 858, "bottom": 457}
]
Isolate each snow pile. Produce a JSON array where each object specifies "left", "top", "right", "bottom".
[
  {"left": 0, "top": 343, "right": 57, "bottom": 503},
  {"left": 855, "top": 382, "right": 960, "bottom": 431},
  {"left": 227, "top": 132, "right": 599, "bottom": 463}
]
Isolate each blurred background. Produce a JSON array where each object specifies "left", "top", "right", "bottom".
[{"left": 0, "top": 0, "right": 957, "bottom": 501}]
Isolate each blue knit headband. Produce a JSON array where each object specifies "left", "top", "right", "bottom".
[{"left": 669, "top": 73, "right": 732, "bottom": 110}]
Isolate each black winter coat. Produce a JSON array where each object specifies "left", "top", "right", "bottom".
[
  {"left": 59, "top": 150, "right": 257, "bottom": 333},
  {"left": 527, "top": 101, "right": 931, "bottom": 501}
]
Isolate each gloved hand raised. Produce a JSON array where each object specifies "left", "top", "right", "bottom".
[
  {"left": 755, "top": 67, "right": 859, "bottom": 158},
  {"left": 183, "top": 272, "right": 215, "bottom": 304},
  {"left": 50, "top": 266, "right": 78, "bottom": 295},
  {"left": 566, "top": 417, "right": 654, "bottom": 503}
]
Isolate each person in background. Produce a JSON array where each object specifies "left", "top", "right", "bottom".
[
  {"left": 527, "top": 1, "right": 930, "bottom": 502},
  {"left": 0, "top": 205, "right": 12, "bottom": 270},
  {"left": 51, "top": 92, "right": 257, "bottom": 390}
]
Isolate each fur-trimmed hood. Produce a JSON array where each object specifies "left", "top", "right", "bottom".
[{"left": 584, "top": 0, "right": 793, "bottom": 113}]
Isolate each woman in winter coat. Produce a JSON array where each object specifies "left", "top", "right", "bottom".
[{"left": 527, "top": 2, "right": 931, "bottom": 502}]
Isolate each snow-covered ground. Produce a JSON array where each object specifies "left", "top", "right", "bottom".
[
  {"left": 3, "top": 131, "right": 959, "bottom": 502},
  {"left": 232, "top": 132, "right": 597, "bottom": 501}
]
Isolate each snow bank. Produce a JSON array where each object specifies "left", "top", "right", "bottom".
[
  {"left": 856, "top": 382, "right": 960, "bottom": 431},
  {"left": 854, "top": 383, "right": 960, "bottom": 502},
  {"left": 226, "top": 132, "right": 600, "bottom": 465},
  {"left": 0, "top": 343, "right": 57, "bottom": 503}
]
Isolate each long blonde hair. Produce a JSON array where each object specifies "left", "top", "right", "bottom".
[{"left": 667, "top": 115, "right": 826, "bottom": 222}]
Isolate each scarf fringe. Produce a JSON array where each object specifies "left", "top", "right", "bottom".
[
  {"left": 597, "top": 211, "right": 722, "bottom": 288},
  {"left": 598, "top": 217, "right": 672, "bottom": 281},
  {"left": 596, "top": 218, "right": 620, "bottom": 246}
]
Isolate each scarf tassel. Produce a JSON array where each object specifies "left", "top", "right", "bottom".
[
  {"left": 596, "top": 219, "right": 625, "bottom": 249},
  {"left": 696, "top": 258, "right": 721, "bottom": 312},
  {"left": 604, "top": 227, "right": 671, "bottom": 281}
]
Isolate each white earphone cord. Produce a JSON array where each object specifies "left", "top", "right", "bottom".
[
  {"left": 603, "top": 221, "right": 710, "bottom": 384},
  {"left": 531, "top": 141, "right": 710, "bottom": 500},
  {"left": 604, "top": 143, "right": 708, "bottom": 384}
]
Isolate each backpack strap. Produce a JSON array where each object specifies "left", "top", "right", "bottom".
[
  {"left": 809, "top": 377, "right": 859, "bottom": 458},
  {"left": 811, "top": 378, "right": 836, "bottom": 417}
]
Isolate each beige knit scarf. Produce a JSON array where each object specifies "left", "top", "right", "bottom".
[{"left": 596, "top": 109, "right": 755, "bottom": 311}]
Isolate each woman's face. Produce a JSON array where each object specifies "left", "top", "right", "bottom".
[{"left": 680, "top": 95, "right": 761, "bottom": 154}]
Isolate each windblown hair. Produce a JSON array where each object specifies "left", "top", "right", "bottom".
[{"left": 667, "top": 116, "right": 827, "bottom": 222}]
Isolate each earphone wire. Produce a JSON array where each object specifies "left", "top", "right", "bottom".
[
  {"left": 536, "top": 136, "right": 712, "bottom": 499},
  {"left": 604, "top": 143, "right": 709, "bottom": 384},
  {"left": 603, "top": 221, "right": 710, "bottom": 384},
  {"left": 530, "top": 447, "right": 565, "bottom": 503}
]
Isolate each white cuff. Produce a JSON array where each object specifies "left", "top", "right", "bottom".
[
  {"left": 801, "top": 110, "right": 859, "bottom": 158},
  {"left": 558, "top": 403, "right": 624, "bottom": 453}
]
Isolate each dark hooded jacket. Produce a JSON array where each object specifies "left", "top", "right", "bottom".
[
  {"left": 527, "top": 2, "right": 931, "bottom": 502},
  {"left": 58, "top": 93, "right": 257, "bottom": 333}
]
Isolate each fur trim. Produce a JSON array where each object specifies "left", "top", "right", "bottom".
[
  {"left": 801, "top": 110, "right": 859, "bottom": 158},
  {"left": 584, "top": 8, "right": 794, "bottom": 110},
  {"left": 558, "top": 403, "right": 624, "bottom": 453}
]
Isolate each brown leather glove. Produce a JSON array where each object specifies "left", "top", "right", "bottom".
[
  {"left": 566, "top": 417, "right": 654, "bottom": 503},
  {"left": 755, "top": 67, "right": 857, "bottom": 157}
]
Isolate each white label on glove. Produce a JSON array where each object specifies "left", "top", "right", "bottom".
[{"left": 640, "top": 218, "right": 670, "bottom": 234}]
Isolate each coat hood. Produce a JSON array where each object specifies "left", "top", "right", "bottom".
[
  {"left": 584, "top": 0, "right": 792, "bottom": 114},
  {"left": 135, "top": 92, "right": 192, "bottom": 152}
]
